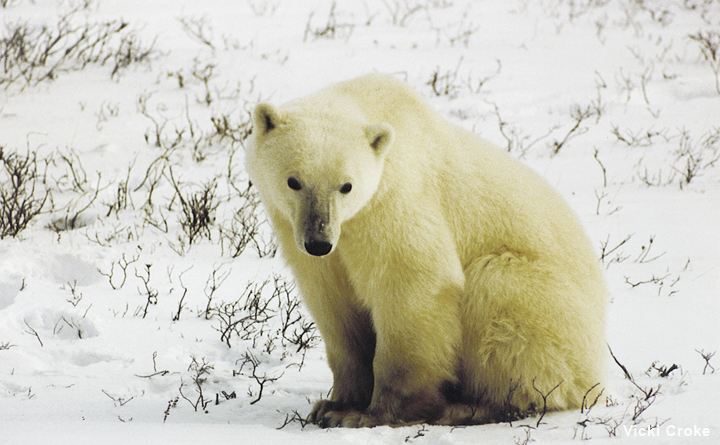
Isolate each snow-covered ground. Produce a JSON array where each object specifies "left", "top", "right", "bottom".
[{"left": 1, "top": 0, "right": 718, "bottom": 443}]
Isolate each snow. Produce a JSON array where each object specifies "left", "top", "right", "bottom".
[{"left": 0, "top": 0, "right": 718, "bottom": 443}]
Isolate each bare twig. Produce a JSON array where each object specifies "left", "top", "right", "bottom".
[
  {"left": 531, "top": 378, "right": 563, "bottom": 427},
  {"left": 135, "top": 263, "right": 158, "bottom": 318},
  {"left": 238, "top": 351, "right": 283, "bottom": 405},
  {"left": 696, "top": 349, "right": 716, "bottom": 374},
  {"left": 23, "top": 320, "right": 43, "bottom": 347},
  {"left": 552, "top": 104, "right": 597, "bottom": 155}
]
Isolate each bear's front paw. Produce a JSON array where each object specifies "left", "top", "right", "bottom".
[
  {"left": 318, "top": 410, "right": 382, "bottom": 428},
  {"left": 308, "top": 400, "right": 381, "bottom": 428},
  {"left": 307, "top": 399, "right": 340, "bottom": 425}
]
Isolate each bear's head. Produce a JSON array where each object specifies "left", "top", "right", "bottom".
[{"left": 245, "top": 101, "right": 394, "bottom": 257}]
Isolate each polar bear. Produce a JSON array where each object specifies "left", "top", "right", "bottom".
[{"left": 245, "top": 74, "right": 607, "bottom": 428}]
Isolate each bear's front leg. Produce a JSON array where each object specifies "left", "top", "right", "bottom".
[
  {"left": 364, "top": 307, "right": 462, "bottom": 427},
  {"left": 307, "top": 339, "right": 375, "bottom": 427},
  {"left": 339, "top": 275, "right": 464, "bottom": 427},
  {"left": 306, "top": 302, "right": 377, "bottom": 427},
  {"left": 310, "top": 278, "right": 464, "bottom": 428}
]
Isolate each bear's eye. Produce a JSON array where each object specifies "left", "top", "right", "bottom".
[
  {"left": 287, "top": 177, "right": 302, "bottom": 191},
  {"left": 340, "top": 183, "right": 352, "bottom": 194}
]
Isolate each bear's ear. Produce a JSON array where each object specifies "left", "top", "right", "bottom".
[
  {"left": 253, "top": 102, "right": 282, "bottom": 136},
  {"left": 364, "top": 123, "right": 394, "bottom": 157}
]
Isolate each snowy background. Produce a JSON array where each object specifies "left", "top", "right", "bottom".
[{"left": 1, "top": 0, "right": 718, "bottom": 443}]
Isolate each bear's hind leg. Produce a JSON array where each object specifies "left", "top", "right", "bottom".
[{"left": 461, "top": 252, "right": 605, "bottom": 416}]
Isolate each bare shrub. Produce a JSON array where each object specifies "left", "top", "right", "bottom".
[
  {"left": 646, "top": 362, "right": 679, "bottom": 378},
  {"left": 0, "top": 148, "right": 48, "bottom": 239},
  {"left": 191, "top": 60, "right": 216, "bottom": 106},
  {"left": 98, "top": 252, "right": 139, "bottom": 290},
  {"left": 135, "top": 263, "right": 158, "bottom": 318},
  {"left": 178, "top": 15, "right": 215, "bottom": 50},
  {"left": 275, "top": 276, "right": 318, "bottom": 354},
  {"left": 168, "top": 170, "right": 218, "bottom": 248},
  {"left": 179, "top": 356, "right": 214, "bottom": 412},
  {"left": 514, "top": 427, "right": 534, "bottom": 445},
  {"left": 689, "top": 30, "right": 720, "bottom": 94},
  {"left": 551, "top": 104, "right": 599, "bottom": 155},
  {"left": 220, "top": 183, "right": 277, "bottom": 258},
  {"left": 209, "top": 274, "right": 317, "bottom": 362},
  {"left": 381, "top": 0, "right": 432, "bottom": 27},
  {"left": 672, "top": 129, "right": 720, "bottom": 187},
  {"left": 0, "top": 5, "right": 155, "bottom": 89},
  {"left": 427, "top": 59, "right": 463, "bottom": 98},
  {"left": 489, "top": 103, "right": 558, "bottom": 156},
  {"left": 236, "top": 350, "right": 283, "bottom": 405},
  {"left": 304, "top": 2, "right": 354, "bottom": 42},
  {"left": 696, "top": 349, "right": 716, "bottom": 374},
  {"left": 608, "top": 346, "right": 661, "bottom": 422},
  {"left": 278, "top": 409, "right": 311, "bottom": 429},
  {"left": 531, "top": 378, "right": 563, "bottom": 427},
  {"left": 212, "top": 279, "right": 273, "bottom": 348},
  {"left": 105, "top": 166, "right": 133, "bottom": 217},
  {"left": 210, "top": 112, "right": 252, "bottom": 144}
]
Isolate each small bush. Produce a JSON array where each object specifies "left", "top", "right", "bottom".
[
  {"left": 209, "top": 274, "right": 318, "bottom": 359},
  {"left": 0, "top": 148, "right": 48, "bottom": 239},
  {"left": 220, "top": 183, "right": 277, "bottom": 258},
  {"left": 689, "top": 30, "right": 720, "bottom": 94},
  {"left": 0, "top": 4, "right": 155, "bottom": 89},
  {"left": 168, "top": 170, "right": 218, "bottom": 247}
]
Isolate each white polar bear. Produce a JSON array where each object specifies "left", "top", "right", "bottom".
[{"left": 244, "top": 74, "right": 607, "bottom": 428}]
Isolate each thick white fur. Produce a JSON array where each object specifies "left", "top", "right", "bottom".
[{"left": 245, "top": 74, "right": 607, "bottom": 427}]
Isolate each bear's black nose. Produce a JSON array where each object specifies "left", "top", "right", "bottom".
[{"left": 305, "top": 241, "right": 332, "bottom": 256}]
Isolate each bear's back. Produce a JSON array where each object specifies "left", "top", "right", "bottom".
[{"left": 313, "top": 74, "right": 448, "bottom": 133}]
